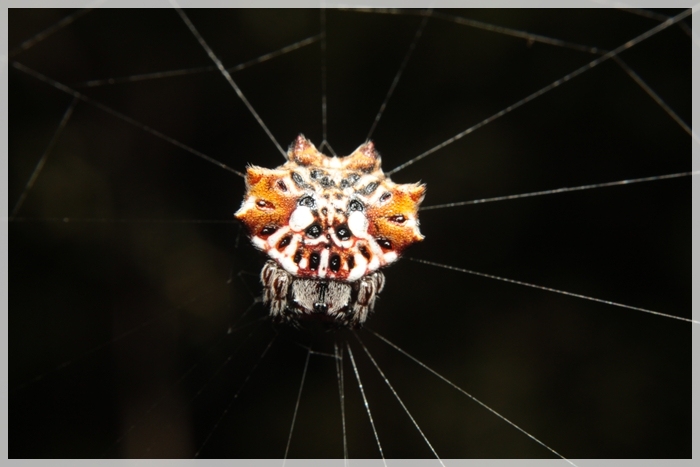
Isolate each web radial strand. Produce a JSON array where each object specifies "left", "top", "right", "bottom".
[
  {"left": 321, "top": 8, "right": 329, "bottom": 144},
  {"left": 366, "top": 12, "right": 429, "bottom": 141},
  {"left": 12, "top": 62, "right": 245, "bottom": 177},
  {"left": 368, "top": 330, "right": 578, "bottom": 466},
  {"left": 346, "top": 344, "right": 387, "bottom": 466},
  {"left": 77, "top": 34, "right": 321, "bottom": 88},
  {"left": 319, "top": 140, "right": 338, "bottom": 157},
  {"left": 232, "top": 332, "right": 278, "bottom": 402},
  {"left": 106, "top": 319, "right": 264, "bottom": 458},
  {"left": 386, "top": 7, "right": 694, "bottom": 176},
  {"left": 613, "top": 57, "right": 697, "bottom": 144},
  {"left": 617, "top": 7, "right": 695, "bottom": 42},
  {"left": 10, "top": 96, "right": 79, "bottom": 220},
  {"left": 419, "top": 171, "right": 699, "bottom": 211},
  {"left": 409, "top": 258, "right": 698, "bottom": 324},
  {"left": 11, "top": 285, "right": 226, "bottom": 394},
  {"left": 342, "top": 8, "right": 601, "bottom": 54},
  {"left": 283, "top": 348, "right": 312, "bottom": 465},
  {"left": 9, "top": 217, "right": 240, "bottom": 224},
  {"left": 190, "top": 321, "right": 267, "bottom": 402},
  {"left": 194, "top": 332, "right": 278, "bottom": 458},
  {"left": 334, "top": 343, "right": 348, "bottom": 463},
  {"left": 428, "top": 9, "right": 601, "bottom": 54},
  {"left": 353, "top": 333, "right": 445, "bottom": 466},
  {"left": 172, "top": 5, "right": 287, "bottom": 158},
  {"left": 9, "top": 8, "right": 94, "bottom": 58}
]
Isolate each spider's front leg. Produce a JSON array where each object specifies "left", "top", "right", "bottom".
[{"left": 261, "top": 260, "right": 290, "bottom": 320}]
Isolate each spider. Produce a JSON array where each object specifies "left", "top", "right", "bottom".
[{"left": 235, "top": 135, "right": 425, "bottom": 327}]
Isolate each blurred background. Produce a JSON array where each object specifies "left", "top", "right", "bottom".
[{"left": 9, "top": 8, "right": 691, "bottom": 459}]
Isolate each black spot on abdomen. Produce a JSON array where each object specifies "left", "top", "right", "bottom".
[
  {"left": 330, "top": 254, "right": 341, "bottom": 273},
  {"left": 309, "top": 252, "right": 320, "bottom": 270},
  {"left": 376, "top": 238, "right": 392, "bottom": 250},
  {"left": 359, "top": 245, "right": 371, "bottom": 260},
  {"left": 336, "top": 224, "right": 351, "bottom": 240},
  {"left": 278, "top": 235, "right": 292, "bottom": 250},
  {"left": 260, "top": 226, "right": 277, "bottom": 236},
  {"left": 305, "top": 223, "right": 322, "bottom": 239}
]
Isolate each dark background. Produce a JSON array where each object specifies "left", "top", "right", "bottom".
[{"left": 9, "top": 8, "right": 692, "bottom": 459}]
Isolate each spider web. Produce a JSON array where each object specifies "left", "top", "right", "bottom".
[{"left": 7, "top": 6, "right": 695, "bottom": 460}]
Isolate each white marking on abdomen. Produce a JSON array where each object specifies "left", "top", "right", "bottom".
[
  {"left": 318, "top": 248, "right": 330, "bottom": 278},
  {"left": 348, "top": 211, "right": 368, "bottom": 238},
  {"left": 289, "top": 206, "right": 314, "bottom": 231},
  {"left": 267, "top": 225, "right": 291, "bottom": 247},
  {"left": 347, "top": 253, "right": 368, "bottom": 281}
]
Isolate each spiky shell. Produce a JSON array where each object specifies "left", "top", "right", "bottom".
[{"left": 235, "top": 135, "right": 425, "bottom": 283}]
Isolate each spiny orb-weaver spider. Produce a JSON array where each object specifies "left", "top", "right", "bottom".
[{"left": 235, "top": 135, "right": 425, "bottom": 327}]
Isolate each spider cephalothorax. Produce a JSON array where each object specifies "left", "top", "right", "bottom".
[{"left": 235, "top": 135, "right": 425, "bottom": 327}]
